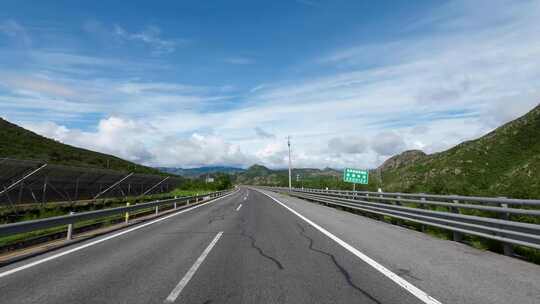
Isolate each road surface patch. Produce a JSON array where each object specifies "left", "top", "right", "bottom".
[
  {"left": 164, "top": 231, "right": 224, "bottom": 303},
  {"left": 257, "top": 190, "right": 443, "bottom": 304},
  {"left": 0, "top": 191, "right": 237, "bottom": 279}
]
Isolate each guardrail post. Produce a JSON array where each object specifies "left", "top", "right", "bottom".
[
  {"left": 420, "top": 196, "right": 427, "bottom": 232},
  {"left": 174, "top": 201, "right": 177, "bottom": 209},
  {"left": 450, "top": 199, "right": 463, "bottom": 242},
  {"left": 155, "top": 204, "right": 159, "bottom": 215},
  {"left": 125, "top": 203, "right": 130, "bottom": 223},
  {"left": 499, "top": 201, "right": 514, "bottom": 256},
  {"left": 377, "top": 188, "right": 386, "bottom": 221},
  {"left": 66, "top": 211, "right": 74, "bottom": 240}
]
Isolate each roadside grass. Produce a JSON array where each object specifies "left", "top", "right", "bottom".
[
  {"left": 0, "top": 206, "right": 164, "bottom": 248},
  {"left": 0, "top": 188, "right": 215, "bottom": 251},
  {"left": 283, "top": 192, "right": 540, "bottom": 265},
  {"left": 514, "top": 246, "right": 540, "bottom": 264},
  {"left": 0, "top": 189, "right": 213, "bottom": 225},
  {"left": 169, "top": 189, "right": 212, "bottom": 197}
]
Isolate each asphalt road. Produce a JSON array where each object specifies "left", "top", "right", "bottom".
[{"left": 0, "top": 187, "right": 538, "bottom": 304}]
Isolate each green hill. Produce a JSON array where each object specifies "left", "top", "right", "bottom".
[
  {"left": 233, "top": 164, "right": 342, "bottom": 187},
  {"left": 157, "top": 166, "right": 245, "bottom": 178},
  {"left": 378, "top": 104, "right": 540, "bottom": 198},
  {"left": 0, "top": 118, "right": 163, "bottom": 175},
  {"left": 236, "top": 104, "right": 540, "bottom": 199}
]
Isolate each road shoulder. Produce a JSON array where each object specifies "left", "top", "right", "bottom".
[{"left": 259, "top": 189, "right": 540, "bottom": 304}]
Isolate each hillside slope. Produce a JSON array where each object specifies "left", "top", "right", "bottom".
[
  {"left": 379, "top": 104, "right": 540, "bottom": 198},
  {"left": 235, "top": 104, "right": 540, "bottom": 198},
  {"left": 0, "top": 118, "right": 162, "bottom": 175},
  {"left": 233, "top": 164, "right": 342, "bottom": 187},
  {"left": 157, "top": 166, "right": 245, "bottom": 177}
]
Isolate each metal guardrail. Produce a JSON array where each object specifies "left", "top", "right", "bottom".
[
  {"left": 263, "top": 187, "right": 540, "bottom": 253},
  {"left": 0, "top": 190, "right": 231, "bottom": 238}
]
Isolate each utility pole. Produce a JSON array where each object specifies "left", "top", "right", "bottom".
[
  {"left": 288, "top": 136, "right": 292, "bottom": 190},
  {"left": 377, "top": 154, "right": 383, "bottom": 191}
]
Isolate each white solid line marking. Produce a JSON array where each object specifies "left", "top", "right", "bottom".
[
  {"left": 164, "top": 231, "right": 223, "bottom": 303},
  {"left": 236, "top": 204, "right": 242, "bottom": 211},
  {"left": 0, "top": 191, "right": 237, "bottom": 279},
  {"left": 258, "top": 190, "right": 443, "bottom": 304}
]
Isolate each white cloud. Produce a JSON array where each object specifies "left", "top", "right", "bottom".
[
  {"left": 327, "top": 136, "right": 367, "bottom": 154},
  {"left": 4, "top": 1, "right": 540, "bottom": 170},
  {"left": 113, "top": 25, "right": 179, "bottom": 55},
  {"left": 24, "top": 117, "right": 154, "bottom": 163},
  {"left": 255, "top": 141, "right": 289, "bottom": 167},
  {"left": 249, "top": 84, "right": 266, "bottom": 93},
  {"left": 23, "top": 117, "right": 255, "bottom": 168},
  {"left": 221, "top": 0, "right": 540, "bottom": 167},
  {"left": 83, "top": 20, "right": 186, "bottom": 56},
  {"left": 371, "top": 132, "right": 406, "bottom": 156}
]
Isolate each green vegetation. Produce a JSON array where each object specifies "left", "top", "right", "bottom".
[
  {"left": 378, "top": 104, "right": 540, "bottom": 198},
  {"left": 0, "top": 118, "right": 229, "bottom": 251},
  {"left": 0, "top": 213, "right": 126, "bottom": 248},
  {"left": 0, "top": 184, "right": 229, "bottom": 248},
  {"left": 0, "top": 192, "right": 175, "bottom": 225},
  {"left": 235, "top": 104, "right": 540, "bottom": 199},
  {"left": 0, "top": 203, "right": 182, "bottom": 248},
  {"left": 157, "top": 166, "right": 245, "bottom": 177},
  {"left": 233, "top": 165, "right": 349, "bottom": 189},
  {"left": 174, "top": 173, "right": 233, "bottom": 191},
  {"left": 0, "top": 118, "right": 162, "bottom": 174},
  {"left": 0, "top": 178, "right": 231, "bottom": 226},
  {"left": 169, "top": 189, "right": 212, "bottom": 197},
  {"left": 232, "top": 105, "right": 540, "bottom": 263}
]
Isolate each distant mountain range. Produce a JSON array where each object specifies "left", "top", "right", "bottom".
[
  {"left": 232, "top": 164, "right": 342, "bottom": 186},
  {"left": 156, "top": 166, "right": 246, "bottom": 177},
  {"left": 3, "top": 102, "right": 538, "bottom": 198},
  {"left": 233, "top": 104, "right": 540, "bottom": 199}
]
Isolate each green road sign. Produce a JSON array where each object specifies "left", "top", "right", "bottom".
[{"left": 343, "top": 168, "right": 369, "bottom": 185}]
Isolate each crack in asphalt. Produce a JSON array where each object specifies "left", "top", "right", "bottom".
[
  {"left": 209, "top": 215, "right": 283, "bottom": 271},
  {"left": 203, "top": 290, "right": 237, "bottom": 304},
  {"left": 207, "top": 204, "right": 237, "bottom": 224},
  {"left": 240, "top": 228, "right": 284, "bottom": 270},
  {"left": 296, "top": 223, "right": 382, "bottom": 304},
  {"left": 160, "top": 231, "right": 223, "bottom": 235},
  {"left": 208, "top": 214, "right": 225, "bottom": 224},
  {"left": 396, "top": 268, "right": 422, "bottom": 281}
]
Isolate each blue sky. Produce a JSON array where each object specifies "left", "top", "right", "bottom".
[{"left": 1, "top": 0, "right": 539, "bottom": 168}]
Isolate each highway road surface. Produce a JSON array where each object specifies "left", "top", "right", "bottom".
[{"left": 0, "top": 188, "right": 538, "bottom": 304}]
